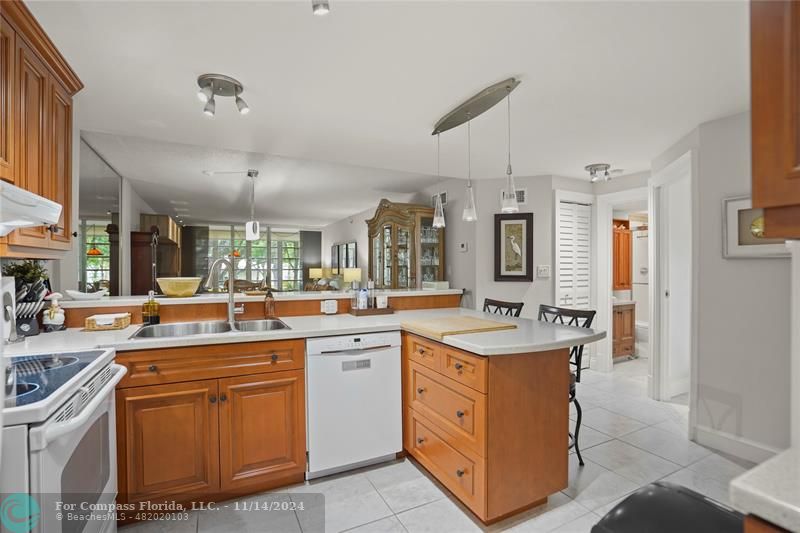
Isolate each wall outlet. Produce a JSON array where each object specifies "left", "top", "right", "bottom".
[
  {"left": 320, "top": 300, "right": 338, "bottom": 314},
  {"left": 536, "top": 265, "right": 551, "bottom": 279},
  {"left": 458, "top": 242, "right": 469, "bottom": 253}
]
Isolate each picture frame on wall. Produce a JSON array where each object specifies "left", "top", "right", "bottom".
[
  {"left": 722, "top": 196, "right": 788, "bottom": 258},
  {"left": 331, "top": 244, "right": 340, "bottom": 274},
  {"left": 494, "top": 213, "right": 534, "bottom": 281}
]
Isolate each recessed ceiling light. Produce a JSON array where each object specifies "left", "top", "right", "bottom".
[{"left": 312, "top": 0, "right": 330, "bottom": 15}]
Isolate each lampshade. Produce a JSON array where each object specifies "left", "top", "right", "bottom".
[
  {"left": 309, "top": 268, "right": 324, "bottom": 279},
  {"left": 342, "top": 268, "right": 362, "bottom": 283}
]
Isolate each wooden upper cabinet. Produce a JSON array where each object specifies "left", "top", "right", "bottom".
[
  {"left": 613, "top": 222, "right": 632, "bottom": 291},
  {"left": 0, "top": 16, "right": 16, "bottom": 183},
  {"left": 218, "top": 370, "right": 306, "bottom": 492},
  {"left": 7, "top": 37, "right": 49, "bottom": 248},
  {"left": 46, "top": 79, "right": 72, "bottom": 249},
  {"left": 751, "top": 1, "right": 800, "bottom": 237},
  {"left": 0, "top": 1, "right": 82, "bottom": 257}
]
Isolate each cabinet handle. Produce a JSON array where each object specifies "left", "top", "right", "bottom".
[
  {"left": 209, "top": 395, "right": 217, "bottom": 404},
  {"left": 416, "top": 437, "right": 425, "bottom": 445},
  {"left": 71, "top": 231, "right": 78, "bottom": 238},
  {"left": 148, "top": 365, "right": 157, "bottom": 372},
  {"left": 456, "top": 469, "right": 465, "bottom": 478},
  {"left": 47, "top": 224, "right": 58, "bottom": 234},
  {"left": 220, "top": 393, "right": 227, "bottom": 402},
  {"left": 456, "top": 410, "right": 465, "bottom": 418},
  {"left": 454, "top": 362, "right": 463, "bottom": 371},
  {"left": 271, "top": 353, "right": 278, "bottom": 363},
  {"left": 417, "top": 347, "right": 425, "bottom": 354},
  {"left": 417, "top": 387, "right": 426, "bottom": 395}
]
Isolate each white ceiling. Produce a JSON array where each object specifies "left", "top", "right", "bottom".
[{"left": 32, "top": 1, "right": 749, "bottom": 221}]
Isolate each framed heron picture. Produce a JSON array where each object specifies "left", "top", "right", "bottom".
[{"left": 495, "top": 213, "right": 533, "bottom": 281}]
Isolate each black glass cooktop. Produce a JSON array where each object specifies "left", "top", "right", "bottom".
[{"left": 5, "top": 350, "right": 106, "bottom": 408}]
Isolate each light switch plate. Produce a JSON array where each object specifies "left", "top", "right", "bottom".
[
  {"left": 458, "top": 242, "right": 469, "bottom": 253},
  {"left": 536, "top": 265, "right": 551, "bottom": 279},
  {"left": 320, "top": 300, "right": 338, "bottom": 314}
]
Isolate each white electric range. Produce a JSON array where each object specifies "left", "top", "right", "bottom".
[{"left": 1, "top": 348, "right": 126, "bottom": 533}]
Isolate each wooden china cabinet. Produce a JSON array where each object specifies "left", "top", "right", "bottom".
[
  {"left": 750, "top": 0, "right": 800, "bottom": 239},
  {"left": 366, "top": 199, "right": 445, "bottom": 289}
]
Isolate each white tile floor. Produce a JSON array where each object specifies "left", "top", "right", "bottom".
[{"left": 122, "top": 357, "right": 754, "bottom": 533}]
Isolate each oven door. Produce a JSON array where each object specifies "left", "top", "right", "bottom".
[{"left": 28, "top": 364, "right": 126, "bottom": 533}]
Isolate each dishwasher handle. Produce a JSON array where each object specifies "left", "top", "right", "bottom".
[{"left": 318, "top": 344, "right": 394, "bottom": 355}]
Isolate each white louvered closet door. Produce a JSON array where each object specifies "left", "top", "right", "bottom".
[{"left": 556, "top": 201, "right": 592, "bottom": 309}]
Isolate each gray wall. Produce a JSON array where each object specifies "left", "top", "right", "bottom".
[
  {"left": 655, "top": 112, "right": 792, "bottom": 455},
  {"left": 320, "top": 206, "right": 373, "bottom": 284},
  {"left": 300, "top": 230, "right": 322, "bottom": 283}
]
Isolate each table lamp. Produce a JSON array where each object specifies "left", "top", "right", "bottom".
[{"left": 343, "top": 268, "right": 362, "bottom": 291}]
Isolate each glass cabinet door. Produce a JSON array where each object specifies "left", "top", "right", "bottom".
[
  {"left": 396, "top": 225, "right": 411, "bottom": 289},
  {"left": 372, "top": 233, "right": 382, "bottom": 287},
  {"left": 419, "top": 217, "right": 443, "bottom": 283},
  {"left": 382, "top": 224, "right": 392, "bottom": 288}
]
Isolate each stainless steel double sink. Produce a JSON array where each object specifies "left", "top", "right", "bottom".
[{"left": 129, "top": 318, "right": 290, "bottom": 339}]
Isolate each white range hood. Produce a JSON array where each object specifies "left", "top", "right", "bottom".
[{"left": 0, "top": 180, "right": 62, "bottom": 237}]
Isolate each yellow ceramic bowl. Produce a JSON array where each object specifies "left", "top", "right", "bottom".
[{"left": 156, "top": 277, "right": 202, "bottom": 297}]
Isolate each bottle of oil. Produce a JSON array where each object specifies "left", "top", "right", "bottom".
[
  {"left": 264, "top": 288, "right": 276, "bottom": 318},
  {"left": 142, "top": 290, "right": 160, "bottom": 325}
]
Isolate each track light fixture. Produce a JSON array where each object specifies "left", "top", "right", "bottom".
[
  {"left": 312, "top": 0, "right": 330, "bottom": 15},
  {"left": 196, "top": 74, "right": 250, "bottom": 117},
  {"left": 585, "top": 163, "right": 611, "bottom": 183}
]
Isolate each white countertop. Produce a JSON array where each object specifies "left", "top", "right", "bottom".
[
  {"left": 730, "top": 447, "right": 800, "bottom": 531},
  {"left": 612, "top": 300, "right": 635, "bottom": 306},
  {"left": 59, "top": 288, "right": 463, "bottom": 308},
  {"left": 3, "top": 307, "right": 605, "bottom": 357}
]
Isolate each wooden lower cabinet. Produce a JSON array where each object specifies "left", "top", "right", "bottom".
[
  {"left": 219, "top": 370, "right": 306, "bottom": 492},
  {"left": 115, "top": 341, "right": 306, "bottom": 514},
  {"left": 116, "top": 380, "right": 220, "bottom": 504},
  {"left": 402, "top": 333, "right": 568, "bottom": 524},
  {"left": 612, "top": 303, "right": 635, "bottom": 358}
]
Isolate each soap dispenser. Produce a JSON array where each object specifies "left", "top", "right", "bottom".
[{"left": 142, "top": 290, "right": 160, "bottom": 325}]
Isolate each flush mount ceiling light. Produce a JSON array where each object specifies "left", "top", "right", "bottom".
[
  {"left": 312, "top": 0, "right": 330, "bottom": 15},
  {"left": 196, "top": 74, "right": 249, "bottom": 117},
  {"left": 585, "top": 163, "right": 624, "bottom": 183}
]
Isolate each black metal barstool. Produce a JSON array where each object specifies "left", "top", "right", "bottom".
[
  {"left": 538, "top": 304, "right": 596, "bottom": 466},
  {"left": 483, "top": 298, "right": 524, "bottom": 317}
]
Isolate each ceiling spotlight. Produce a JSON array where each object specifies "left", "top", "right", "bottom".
[
  {"left": 312, "top": 0, "right": 330, "bottom": 15},
  {"left": 203, "top": 96, "right": 215, "bottom": 117},
  {"left": 236, "top": 95, "right": 250, "bottom": 115},
  {"left": 197, "top": 85, "right": 213, "bottom": 103},
  {"left": 585, "top": 163, "right": 611, "bottom": 183},
  {"left": 196, "top": 74, "right": 249, "bottom": 117}
]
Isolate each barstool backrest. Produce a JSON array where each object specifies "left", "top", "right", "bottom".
[
  {"left": 537, "top": 304, "right": 597, "bottom": 382},
  {"left": 483, "top": 298, "right": 524, "bottom": 317}
]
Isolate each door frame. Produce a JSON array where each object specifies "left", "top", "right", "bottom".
[
  {"left": 594, "top": 186, "right": 649, "bottom": 374},
  {"left": 649, "top": 151, "right": 697, "bottom": 425}
]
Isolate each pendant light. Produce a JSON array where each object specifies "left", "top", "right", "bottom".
[
  {"left": 86, "top": 223, "right": 102, "bottom": 256},
  {"left": 462, "top": 116, "right": 478, "bottom": 222},
  {"left": 245, "top": 169, "right": 260, "bottom": 241},
  {"left": 432, "top": 134, "right": 446, "bottom": 229},
  {"left": 500, "top": 87, "right": 519, "bottom": 213}
]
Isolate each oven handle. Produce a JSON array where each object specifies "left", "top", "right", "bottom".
[{"left": 30, "top": 364, "right": 127, "bottom": 451}]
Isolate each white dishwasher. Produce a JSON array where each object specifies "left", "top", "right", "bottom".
[{"left": 306, "top": 331, "right": 402, "bottom": 479}]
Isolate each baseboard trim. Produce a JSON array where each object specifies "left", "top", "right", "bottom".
[
  {"left": 668, "top": 377, "right": 689, "bottom": 398},
  {"left": 694, "top": 425, "right": 783, "bottom": 464}
]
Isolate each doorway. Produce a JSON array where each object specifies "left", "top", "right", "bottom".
[{"left": 650, "top": 151, "right": 695, "bottom": 407}]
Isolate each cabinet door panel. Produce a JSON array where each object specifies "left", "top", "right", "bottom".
[
  {"left": 0, "top": 16, "right": 15, "bottom": 182},
  {"left": 8, "top": 38, "right": 48, "bottom": 246},
  {"left": 219, "top": 370, "right": 306, "bottom": 492},
  {"left": 117, "top": 380, "right": 219, "bottom": 503},
  {"left": 47, "top": 80, "right": 72, "bottom": 249}
]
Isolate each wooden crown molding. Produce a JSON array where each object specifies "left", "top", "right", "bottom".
[{"left": 1, "top": 0, "right": 84, "bottom": 94}]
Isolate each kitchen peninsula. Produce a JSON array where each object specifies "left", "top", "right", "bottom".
[{"left": 5, "top": 305, "right": 604, "bottom": 525}]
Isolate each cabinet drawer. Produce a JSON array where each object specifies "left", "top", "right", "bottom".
[
  {"left": 407, "top": 408, "right": 486, "bottom": 518},
  {"left": 408, "top": 361, "right": 486, "bottom": 457},
  {"left": 118, "top": 340, "right": 305, "bottom": 388},
  {"left": 405, "top": 334, "right": 440, "bottom": 371},
  {"left": 440, "top": 347, "right": 487, "bottom": 393}
]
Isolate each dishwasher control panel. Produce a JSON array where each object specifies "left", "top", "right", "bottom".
[{"left": 306, "top": 331, "right": 401, "bottom": 355}]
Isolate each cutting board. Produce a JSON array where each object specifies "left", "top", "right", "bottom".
[{"left": 401, "top": 315, "right": 517, "bottom": 340}]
